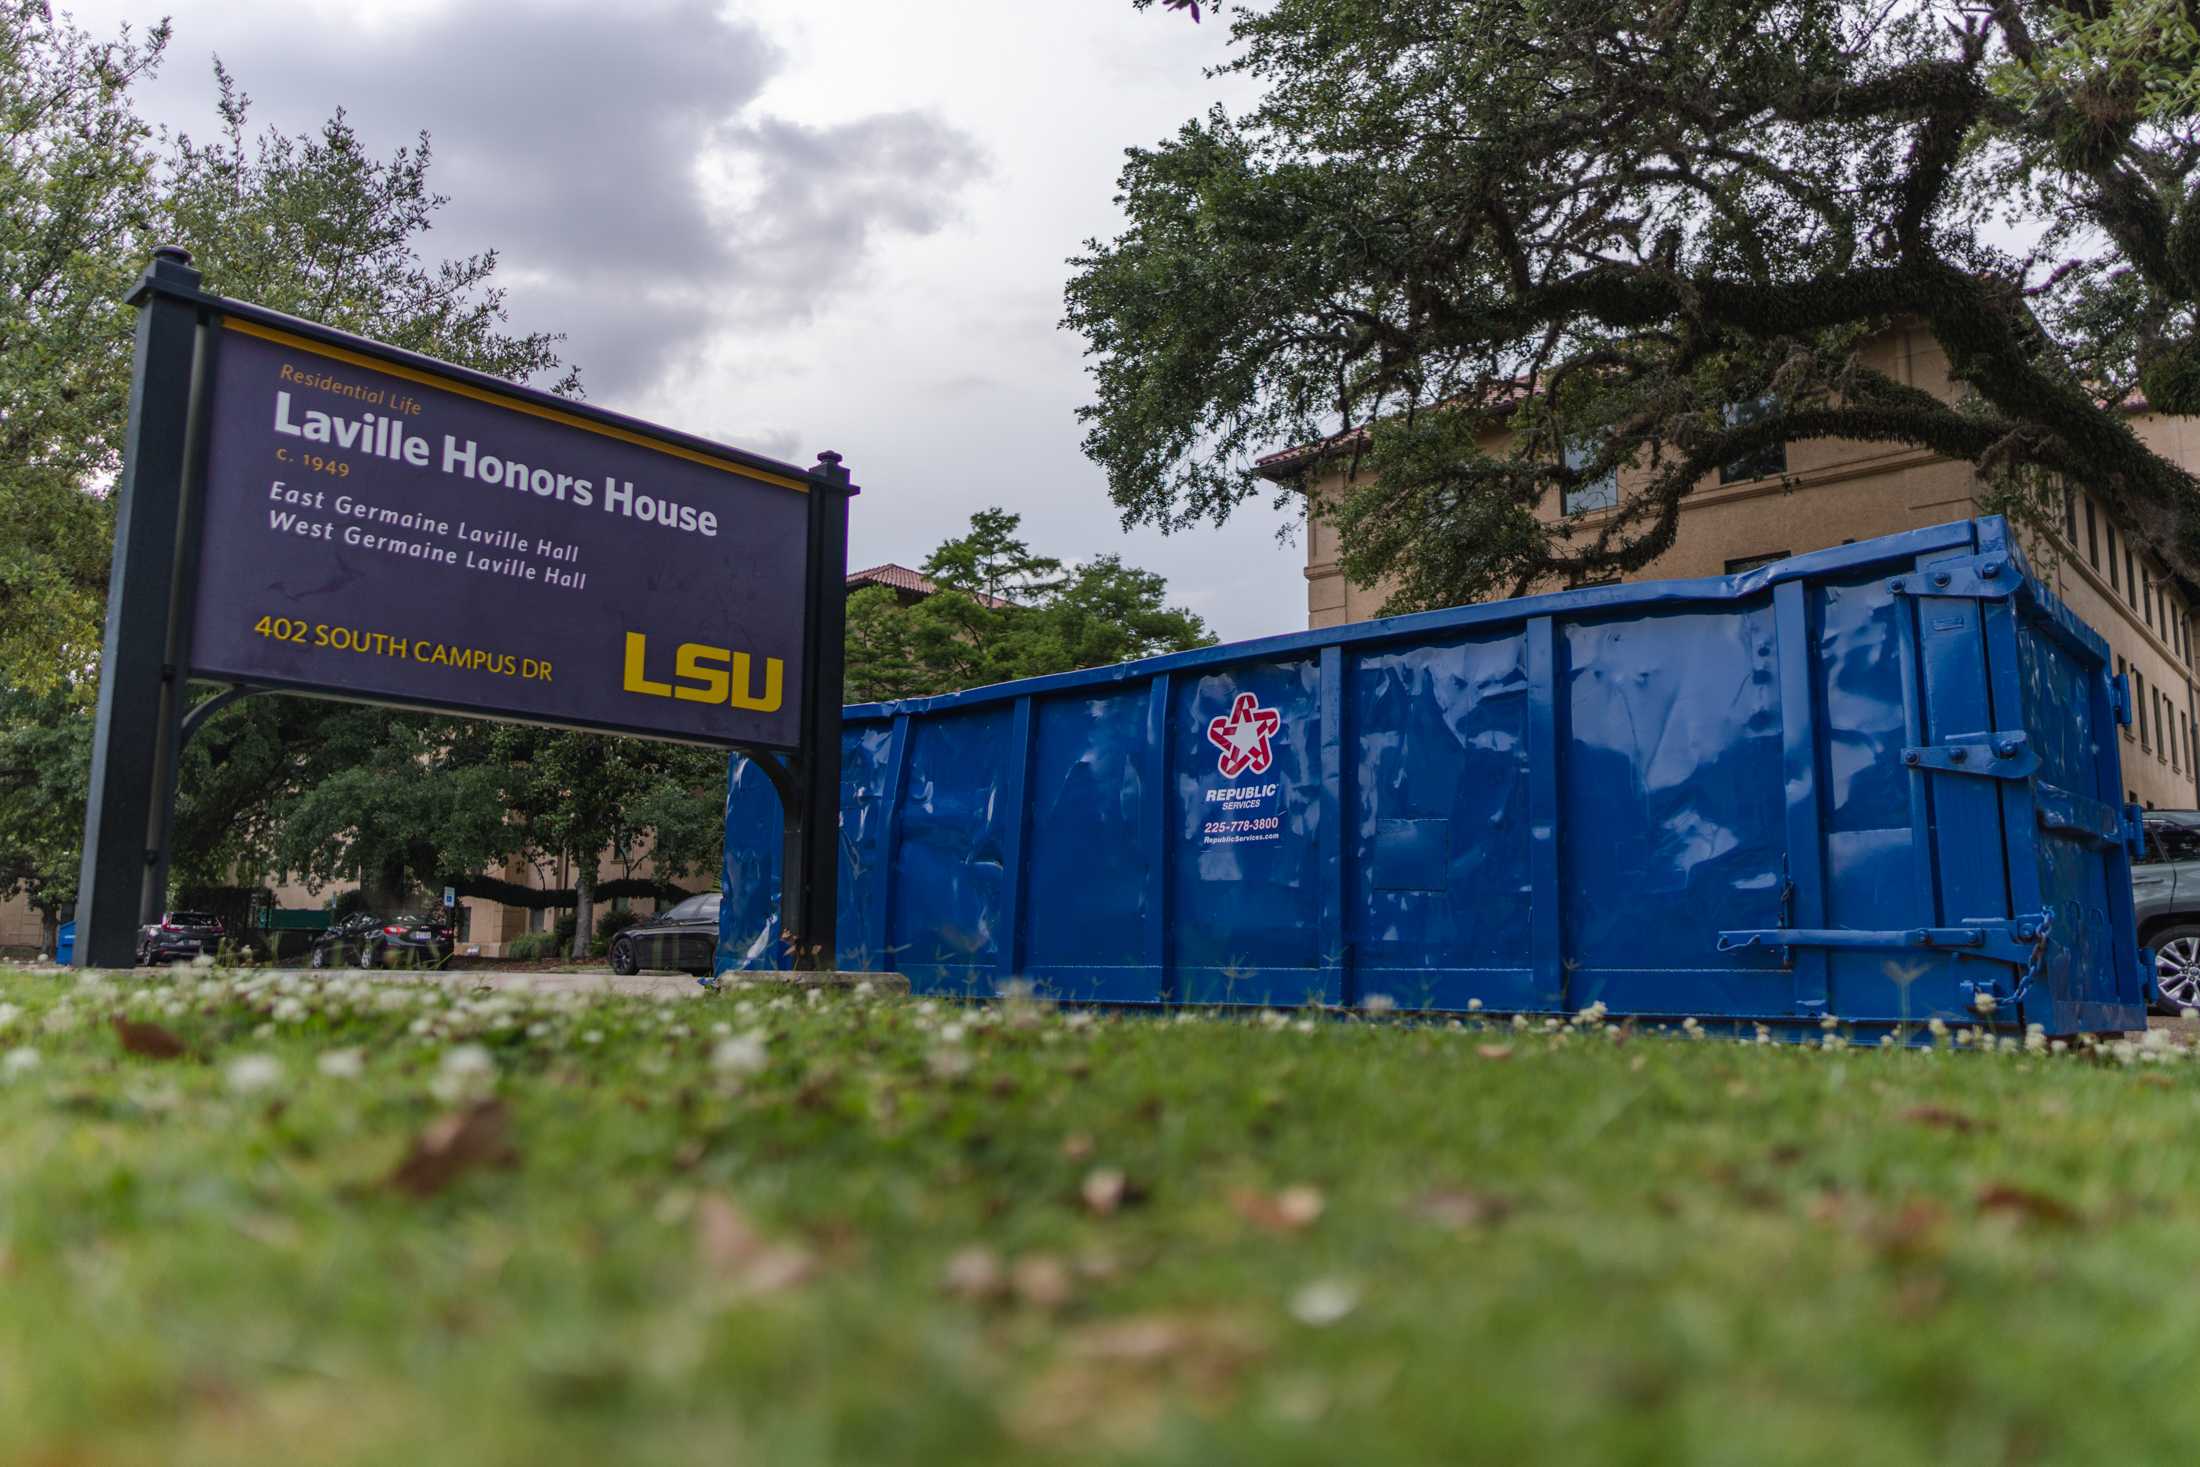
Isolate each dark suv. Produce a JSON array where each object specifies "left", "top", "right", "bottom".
[
  {"left": 308, "top": 912, "right": 455, "bottom": 970},
  {"left": 2135, "top": 811, "right": 2200, "bottom": 1012},
  {"left": 137, "top": 912, "right": 225, "bottom": 966}
]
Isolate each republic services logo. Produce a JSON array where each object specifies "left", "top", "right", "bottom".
[{"left": 1207, "top": 692, "right": 1281, "bottom": 778}]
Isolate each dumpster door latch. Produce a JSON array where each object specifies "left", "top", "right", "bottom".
[
  {"left": 1717, "top": 913, "right": 2050, "bottom": 973},
  {"left": 1901, "top": 731, "right": 2038, "bottom": 780}
]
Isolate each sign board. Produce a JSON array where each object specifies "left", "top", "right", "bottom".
[
  {"left": 73, "top": 249, "right": 853, "bottom": 970},
  {"left": 188, "top": 319, "right": 810, "bottom": 748}
]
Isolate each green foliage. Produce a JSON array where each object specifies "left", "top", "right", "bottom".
[
  {"left": 845, "top": 509, "right": 1213, "bottom": 702},
  {"left": 1077, "top": 0, "right": 2200, "bottom": 608},
  {"left": 0, "top": 684, "right": 91, "bottom": 940},
  {"left": 0, "top": 4, "right": 166, "bottom": 691},
  {"left": 500, "top": 931, "right": 560, "bottom": 962}
]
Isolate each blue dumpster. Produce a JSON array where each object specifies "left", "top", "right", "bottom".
[
  {"left": 56, "top": 921, "right": 75, "bottom": 967},
  {"left": 722, "top": 516, "right": 2147, "bottom": 1036}
]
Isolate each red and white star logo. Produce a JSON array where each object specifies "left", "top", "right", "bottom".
[{"left": 1207, "top": 692, "right": 1281, "bottom": 778}]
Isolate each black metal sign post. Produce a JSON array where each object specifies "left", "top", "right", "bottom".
[
  {"left": 74, "top": 247, "right": 853, "bottom": 971},
  {"left": 783, "top": 451, "right": 854, "bottom": 971},
  {"left": 76, "top": 247, "right": 210, "bottom": 969}
]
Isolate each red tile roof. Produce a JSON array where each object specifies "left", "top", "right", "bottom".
[{"left": 847, "top": 562, "right": 1014, "bottom": 609}]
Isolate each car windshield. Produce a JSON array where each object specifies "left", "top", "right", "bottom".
[{"left": 170, "top": 912, "right": 220, "bottom": 928}]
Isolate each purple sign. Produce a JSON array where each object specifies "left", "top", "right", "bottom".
[{"left": 188, "top": 318, "right": 810, "bottom": 747}]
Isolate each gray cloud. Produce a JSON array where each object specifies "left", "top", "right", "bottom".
[{"left": 177, "top": 0, "right": 982, "bottom": 401}]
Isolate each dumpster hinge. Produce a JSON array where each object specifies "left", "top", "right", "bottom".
[
  {"left": 1901, "top": 731, "right": 2038, "bottom": 781},
  {"left": 2125, "top": 802, "right": 2150, "bottom": 862},
  {"left": 2111, "top": 671, "right": 2134, "bottom": 727},
  {"left": 1717, "top": 913, "right": 2050, "bottom": 972},
  {"left": 1886, "top": 556, "right": 2021, "bottom": 600}
]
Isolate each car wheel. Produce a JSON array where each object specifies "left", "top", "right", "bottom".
[
  {"left": 309, "top": 943, "right": 328, "bottom": 969},
  {"left": 2154, "top": 926, "right": 2200, "bottom": 1015},
  {"left": 610, "top": 936, "right": 638, "bottom": 976}
]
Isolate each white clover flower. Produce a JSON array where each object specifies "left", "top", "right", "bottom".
[
  {"left": 1973, "top": 992, "right": 1998, "bottom": 1015},
  {"left": 710, "top": 1021, "right": 733, "bottom": 1037},
  {"left": 0, "top": 1003, "right": 20, "bottom": 1032},
  {"left": 1289, "top": 1277, "right": 1362, "bottom": 1327},
  {"left": 1363, "top": 994, "right": 1397, "bottom": 1016},
  {"left": 317, "top": 1048, "right": 366, "bottom": 1080},
  {"left": 225, "top": 1053, "right": 282, "bottom": 1095},
  {"left": 928, "top": 1046, "right": 973, "bottom": 1080},
  {"left": 1467, "top": 998, "right": 1484, "bottom": 1012},
  {"left": 1928, "top": 1018, "right": 1949, "bottom": 1037},
  {"left": 939, "top": 1022, "right": 968, "bottom": 1046},
  {"left": 852, "top": 981, "right": 876, "bottom": 1001},
  {"left": 711, "top": 1031, "right": 769, "bottom": 1076},
  {"left": 581, "top": 1029, "right": 604, "bottom": 1046},
  {"left": 273, "top": 997, "right": 308, "bottom": 1024},
  {"left": 2, "top": 1046, "right": 41, "bottom": 1079}
]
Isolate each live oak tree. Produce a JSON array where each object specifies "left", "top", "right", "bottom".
[
  {"left": 1071, "top": 0, "right": 2200, "bottom": 610},
  {"left": 844, "top": 508, "right": 1213, "bottom": 702}
]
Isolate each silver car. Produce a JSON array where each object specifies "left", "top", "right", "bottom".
[{"left": 2137, "top": 812, "right": 2200, "bottom": 1012}]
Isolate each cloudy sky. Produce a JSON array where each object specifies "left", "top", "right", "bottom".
[{"left": 71, "top": 0, "right": 1309, "bottom": 641}]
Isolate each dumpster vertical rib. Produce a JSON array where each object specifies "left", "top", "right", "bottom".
[
  {"left": 869, "top": 713, "right": 913, "bottom": 972},
  {"left": 1891, "top": 588, "right": 1940, "bottom": 925},
  {"left": 2090, "top": 647, "right": 2147, "bottom": 1012},
  {"left": 1143, "top": 674, "right": 1174, "bottom": 1003},
  {"left": 1526, "top": 617, "right": 1564, "bottom": 1008},
  {"left": 996, "top": 695, "right": 1037, "bottom": 989},
  {"left": 1318, "top": 645, "right": 1348, "bottom": 1007},
  {"left": 1773, "top": 580, "right": 1831, "bottom": 1015}
]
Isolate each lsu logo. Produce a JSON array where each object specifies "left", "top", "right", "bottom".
[{"left": 622, "top": 631, "right": 783, "bottom": 712}]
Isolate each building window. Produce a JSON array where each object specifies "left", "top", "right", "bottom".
[
  {"left": 2063, "top": 484, "right": 2079, "bottom": 543},
  {"left": 2145, "top": 576, "right": 2155, "bottom": 629},
  {"left": 2085, "top": 498, "right": 2100, "bottom": 567},
  {"left": 2126, "top": 546, "right": 2138, "bottom": 604},
  {"left": 1718, "top": 396, "right": 1787, "bottom": 484},
  {"left": 1724, "top": 550, "right": 1792, "bottom": 574},
  {"left": 1562, "top": 439, "right": 1618, "bottom": 515},
  {"left": 2138, "top": 670, "right": 2150, "bottom": 749},
  {"left": 2108, "top": 524, "right": 2121, "bottom": 593}
]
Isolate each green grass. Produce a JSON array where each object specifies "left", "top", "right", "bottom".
[{"left": 2, "top": 967, "right": 2197, "bottom": 1466}]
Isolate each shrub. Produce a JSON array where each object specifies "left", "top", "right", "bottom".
[{"left": 504, "top": 932, "right": 558, "bottom": 962}]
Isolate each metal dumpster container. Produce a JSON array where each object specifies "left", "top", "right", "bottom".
[{"left": 722, "top": 516, "right": 2147, "bottom": 1036}]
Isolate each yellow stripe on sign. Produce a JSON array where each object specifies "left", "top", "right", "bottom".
[{"left": 221, "top": 316, "right": 811, "bottom": 493}]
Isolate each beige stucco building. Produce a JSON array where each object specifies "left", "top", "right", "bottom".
[{"left": 1273, "top": 322, "right": 2200, "bottom": 814}]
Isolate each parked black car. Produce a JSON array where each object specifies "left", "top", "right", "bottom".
[
  {"left": 137, "top": 911, "right": 225, "bottom": 965},
  {"left": 308, "top": 911, "right": 455, "bottom": 969},
  {"left": 607, "top": 892, "right": 721, "bottom": 977}
]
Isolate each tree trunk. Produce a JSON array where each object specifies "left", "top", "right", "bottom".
[
  {"left": 37, "top": 905, "right": 58, "bottom": 957},
  {"left": 570, "top": 864, "right": 595, "bottom": 962}
]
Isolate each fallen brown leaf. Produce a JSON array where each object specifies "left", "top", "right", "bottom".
[
  {"left": 1869, "top": 1199, "right": 1949, "bottom": 1261},
  {"left": 111, "top": 1016, "right": 186, "bottom": 1060},
  {"left": 1975, "top": 1182, "right": 2079, "bottom": 1227},
  {"left": 1474, "top": 1044, "right": 1514, "bottom": 1061},
  {"left": 693, "top": 1193, "right": 815, "bottom": 1296},
  {"left": 1060, "top": 1132, "right": 1095, "bottom": 1163},
  {"left": 1413, "top": 1188, "right": 1512, "bottom": 1229},
  {"left": 1229, "top": 1185, "right": 1325, "bottom": 1233},
  {"left": 387, "top": 1099, "right": 518, "bottom": 1199},
  {"left": 1902, "top": 1104, "right": 1988, "bottom": 1134}
]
